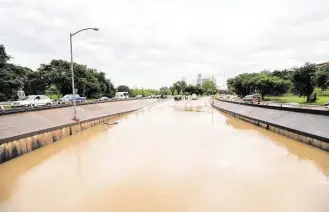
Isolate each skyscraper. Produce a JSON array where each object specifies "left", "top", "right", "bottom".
[{"left": 197, "top": 73, "right": 202, "bottom": 85}]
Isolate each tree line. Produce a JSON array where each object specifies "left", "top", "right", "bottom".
[
  {"left": 227, "top": 63, "right": 329, "bottom": 102},
  {"left": 116, "top": 85, "right": 159, "bottom": 98},
  {"left": 0, "top": 44, "right": 117, "bottom": 101},
  {"left": 158, "top": 79, "right": 217, "bottom": 96}
]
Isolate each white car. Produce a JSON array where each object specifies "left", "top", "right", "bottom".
[
  {"left": 11, "top": 95, "right": 52, "bottom": 108},
  {"left": 98, "top": 97, "right": 110, "bottom": 102},
  {"left": 191, "top": 93, "right": 197, "bottom": 100}
]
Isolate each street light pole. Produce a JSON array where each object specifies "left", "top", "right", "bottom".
[
  {"left": 69, "top": 27, "right": 99, "bottom": 121},
  {"left": 69, "top": 33, "right": 77, "bottom": 120}
]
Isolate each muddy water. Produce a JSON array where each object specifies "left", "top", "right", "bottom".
[{"left": 0, "top": 98, "right": 329, "bottom": 212}]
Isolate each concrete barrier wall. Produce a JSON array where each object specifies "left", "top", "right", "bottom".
[
  {"left": 0, "top": 99, "right": 159, "bottom": 142},
  {"left": 213, "top": 101, "right": 329, "bottom": 152},
  {"left": 217, "top": 99, "right": 329, "bottom": 116},
  {"left": 0, "top": 99, "right": 160, "bottom": 163},
  {"left": 0, "top": 114, "right": 123, "bottom": 163}
]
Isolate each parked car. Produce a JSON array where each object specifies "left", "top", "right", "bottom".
[
  {"left": 191, "top": 93, "right": 197, "bottom": 100},
  {"left": 174, "top": 95, "right": 182, "bottom": 101},
  {"left": 243, "top": 94, "right": 261, "bottom": 103},
  {"left": 98, "top": 97, "right": 110, "bottom": 102},
  {"left": 59, "top": 94, "right": 87, "bottom": 104},
  {"left": 136, "top": 95, "right": 143, "bottom": 99},
  {"left": 11, "top": 95, "right": 52, "bottom": 107}
]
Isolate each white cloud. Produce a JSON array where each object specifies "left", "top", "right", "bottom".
[{"left": 1, "top": 0, "right": 329, "bottom": 88}]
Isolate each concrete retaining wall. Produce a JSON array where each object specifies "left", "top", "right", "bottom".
[
  {"left": 0, "top": 113, "right": 123, "bottom": 163},
  {"left": 0, "top": 99, "right": 161, "bottom": 163},
  {"left": 213, "top": 101, "right": 329, "bottom": 152}
]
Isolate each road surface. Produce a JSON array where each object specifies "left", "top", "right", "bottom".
[{"left": 0, "top": 98, "right": 329, "bottom": 212}]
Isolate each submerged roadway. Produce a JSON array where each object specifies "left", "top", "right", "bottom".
[{"left": 0, "top": 98, "right": 329, "bottom": 212}]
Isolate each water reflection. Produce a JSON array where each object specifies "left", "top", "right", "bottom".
[{"left": 224, "top": 114, "right": 329, "bottom": 176}]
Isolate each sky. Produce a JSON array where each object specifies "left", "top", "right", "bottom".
[{"left": 1, "top": 0, "right": 329, "bottom": 88}]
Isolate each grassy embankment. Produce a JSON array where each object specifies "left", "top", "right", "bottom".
[{"left": 265, "top": 89, "right": 329, "bottom": 105}]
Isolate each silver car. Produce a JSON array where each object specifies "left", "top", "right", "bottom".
[{"left": 11, "top": 95, "right": 52, "bottom": 107}]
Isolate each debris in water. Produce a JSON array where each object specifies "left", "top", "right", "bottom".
[{"left": 103, "top": 121, "right": 119, "bottom": 125}]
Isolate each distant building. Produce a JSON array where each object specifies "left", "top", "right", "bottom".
[
  {"left": 197, "top": 73, "right": 202, "bottom": 85},
  {"left": 196, "top": 73, "right": 216, "bottom": 85},
  {"left": 182, "top": 77, "right": 186, "bottom": 83}
]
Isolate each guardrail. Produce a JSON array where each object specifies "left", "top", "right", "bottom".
[
  {"left": 0, "top": 97, "right": 160, "bottom": 116},
  {"left": 216, "top": 98, "right": 329, "bottom": 116}
]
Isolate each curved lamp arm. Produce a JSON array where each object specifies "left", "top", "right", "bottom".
[{"left": 71, "top": 28, "right": 99, "bottom": 36}]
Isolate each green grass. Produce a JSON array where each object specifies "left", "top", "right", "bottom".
[
  {"left": 265, "top": 95, "right": 329, "bottom": 105},
  {"left": 314, "top": 88, "right": 329, "bottom": 96},
  {"left": 1, "top": 105, "right": 12, "bottom": 110}
]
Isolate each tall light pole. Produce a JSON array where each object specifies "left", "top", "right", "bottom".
[
  {"left": 211, "top": 73, "right": 227, "bottom": 104},
  {"left": 70, "top": 27, "right": 99, "bottom": 121}
]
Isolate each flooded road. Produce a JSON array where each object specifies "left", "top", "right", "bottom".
[{"left": 0, "top": 98, "right": 329, "bottom": 212}]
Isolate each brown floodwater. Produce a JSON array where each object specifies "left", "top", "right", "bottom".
[{"left": 0, "top": 98, "right": 329, "bottom": 212}]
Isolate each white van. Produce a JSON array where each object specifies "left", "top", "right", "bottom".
[
  {"left": 191, "top": 93, "right": 197, "bottom": 100},
  {"left": 114, "top": 92, "right": 129, "bottom": 100}
]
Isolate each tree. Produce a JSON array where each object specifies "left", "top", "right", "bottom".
[
  {"left": 184, "top": 84, "right": 204, "bottom": 95},
  {"left": 254, "top": 74, "right": 274, "bottom": 99},
  {"left": 316, "top": 65, "right": 329, "bottom": 91},
  {"left": 227, "top": 74, "right": 250, "bottom": 97},
  {"left": 0, "top": 46, "right": 33, "bottom": 100},
  {"left": 291, "top": 63, "right": 317, "bottom": 102},
  {"left": 0, "top": 44, "right": 10, "bottom": 68},
  {"left": 45, "top": 85, "right": 61, "bottom": 100},
  {"left": 37, "top": 59, "right": 115, "bottom": 98},
  {"left": 117, "top": 85, "right": 130, "bottom": 94},
  {"left": 0, "top": 45, "right": 116, "bottom": 100},
  {"left": 159, "top": 86, "right": 168, "bottom": 95},
  {"left": 202, "top": 79, "right": 217, "bottom": 95},
  {"left": 169, "top": 86, "right": 175, "bottom": 95},
  {"left": 227, "top": 71, "right": 290, "bottom": 98},
  {"left": 172, "top": 81, "right": 187, "bottom": 94}
]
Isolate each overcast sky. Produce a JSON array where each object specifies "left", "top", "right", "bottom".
[{"left": 1, "top": 0, "right": 329, "bottom": 88}]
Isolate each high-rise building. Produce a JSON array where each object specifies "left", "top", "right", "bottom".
[
  {"left": 197, "top": 73, "right": 202, "bottom": 85},
  {"left": 182, "top": 77, "right": 186, "bottom": 82}
]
